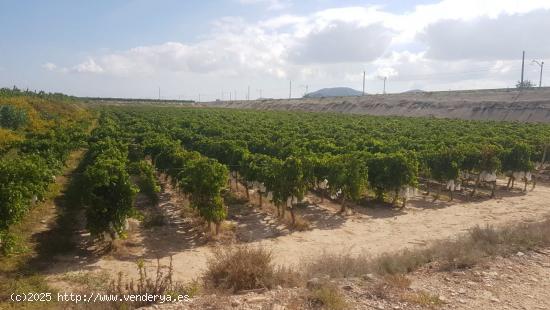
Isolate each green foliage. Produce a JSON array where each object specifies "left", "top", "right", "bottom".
[
  {"left": 0, "top": 105, "right": 28, "bottom": 130},
  {"left": 478, "top": 145, "right": 502, "bottom": 173},
  {"left": 0, "top": 86, "right": 75, "bottom": 101},
  {"left": 368, "top": 153, "right": 417, "bottom": 201},
  {"left": 326, "top": 154, "right": 368, "bottom": 202},
  {"left": 91, "top": 106, "right": 550, "bottom": 216},
  {"left": 83, "top": 152, "right": 138, "bottom": 237},
  {"left": 0, "top": 156, "right": 53, "bottom": 230},
  {"left": 0, "top": 92, "right": 90, "bottom": 252},
  {"left": 428, "top": 148, "right": 463, "bottom": 182},
  {"left": 80, "top": 117, "right": 138, "bottom": 238},
  {"left": 129, "top": 160, "right": 161, "bottom": 204},
  {"left": 502, "top": 143, "right": 534, "bottom": 172},
  {"left": 0, "top": 230, "right": 17, "bottom": 255}
]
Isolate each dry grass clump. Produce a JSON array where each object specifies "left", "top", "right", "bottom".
[
  {"left": 290, "top": 215, "right": 311, "bottom": 231},
  {"left": 203, "top": 245, "right": 301, "bottom": 293},
  {"left": 303, "top": 253, "right": 371, "bottom": 278},
  {"left": 109, "top": 257, "right": 197, "bottom": 308},
  {"left": 307, "top": 283, "right": 348, "bottom": 310},
  {"left": 436, "top": 219, "right": 550, "bottom": 270},
  {"left": 371, "top": 274, "right": 411, "bottom": 299},
  {"left": 371, "top": 249, "right": 434, "bottom": 275},
  {"left": 403, "top": 291, "right": 443, "bottom": 308},
  {"left": 305, "top": 219, "right": 550, "bottom": 279}
]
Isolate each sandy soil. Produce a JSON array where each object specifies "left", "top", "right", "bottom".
[{"left": 45, "top": 178, "right": 550, "bottom": 287}]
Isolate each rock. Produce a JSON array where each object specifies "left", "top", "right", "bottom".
[
  {"left": 516, "top": 251, "right": 525, "bottom": 257},
  {"left": 458, "top": 298, "right": 467, "bottom": 304},
  {"left": 458, "top": 288, "right": 466, "bottom": 294},
  {"left": 362, "top": 274, "right": 376, "bottom": 281},
  {"left": 490, "top": 297, "right": 500, "bottom": 303},
  {"left": 272, "top": 304, "right": 285, "bottom": 310},
  {"left": 40, "top": 220, "right": 47, "bottom": 224},
  {"left": 393, "top": 306, "right": 401, "bottom": 309},
  {"left": 376, "top": 305, "right": 385, "bottom": 310},
  {"left": 276, "top": 285, "right": 283, "bottom": 290},
  {"left": 467, "top": 281, "right": 476, "bottom": 286},
  {"left": 439, "top": 295, "right": 449, "bottom": 303},
  {"left": 307, "top": 278, "right": 322, "bottom": 290},
  {"left": 342, "top": 285, "right": 353, "bottom": 291}
]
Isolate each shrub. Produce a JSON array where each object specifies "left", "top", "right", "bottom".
[
  {"left": 109, "top": 257, "right": 194, "bottom": 307},
  {"left": 403, "top": 291, "right": 443, "bottom": 307},
  {"left": 0, "top": 231, "right": 16, "bottom": 256},
  {"left": 309, "top": 283, "right": 348, "bottom": 310},
  {"left": 203, "top": 245, "right": 300, "bottom": 292}
]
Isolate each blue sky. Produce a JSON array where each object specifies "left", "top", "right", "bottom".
[{"left": 1, "top": 0, "right": 548, "bottom": 99}]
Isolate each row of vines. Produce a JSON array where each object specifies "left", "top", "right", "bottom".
[
  {"left": 92, "top": 106, "right": 548, "bottom": 231},
  {"left": 76, "top": 113, "right": 229, "bottom": 238},
  {"left": 5, "top": 99, "right": 545, "bottom": 248},
  {"left": 0, "top": 89, "right": 91, "bottom": 254}
]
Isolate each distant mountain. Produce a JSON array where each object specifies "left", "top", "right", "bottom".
[
  {"left": 402, "top": 89, "right": 425, "bottom": 94},
  {"left": 304, "top": 87, "right": 363, "bottom": 98}
]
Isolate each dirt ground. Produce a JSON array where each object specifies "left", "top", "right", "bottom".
[
  {"left": 45, "top": 177, "right": 550, "bottom": 290},
  {"left": 147, "top": 247, "right": 550, "bottom": 310}
]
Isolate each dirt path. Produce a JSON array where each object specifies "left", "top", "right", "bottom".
[{"left": 47, "top": 180, "right": 550, "bottom": 284}]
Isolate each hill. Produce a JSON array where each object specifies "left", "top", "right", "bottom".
[{"left": 304, "top": 87, "right": 363, "bottom": 98}]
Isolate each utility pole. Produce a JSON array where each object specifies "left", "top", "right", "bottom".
[
  {"left": 532, "top": 60, "right": 544, "bottom": 87},
  {"left": 305, "top": 84, "right": 308, "bottom": 96},
  {"left": 289, "top": 80, "right": 292, "bottom": 99},
  {"left": 258, "top": 89, "right": 262, "bottom": 99},
  {"left": 229, "top": 92, "right": 232, "bottom": 101},
  {"left": 234, "top": 90, "right": 237, "bottom": 101},
  {"left": 521, "top": 51, "right": 525, "bottom": 86},
  {"left": 379, "top": 76, "right": 387, "bottom": 94},
  {"left": 362, "top": 71, "right": 366, "bottom": 96},
  {"left": 158, "top": 87, "right": 160, "bottom": 100},
  {"left": 247, "top": 85, "right": 250, "bottom": 100},
  {"left": 198, "top": 94, "right": 201, "bottom": 102}
]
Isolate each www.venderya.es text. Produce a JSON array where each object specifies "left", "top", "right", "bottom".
[{"left": 11, "top": 292, "right": 190, "bottom": 304}]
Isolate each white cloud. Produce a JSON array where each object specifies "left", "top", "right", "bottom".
[
  {"left": 42, "top": 62, "right": 58, "bottom": 71},
  {"left": 420, "top": 9, "right": 550, "bottom": 60},
  {"left": 73, "top": 58, "right": 104, "bottom": 73},
  {"left": 289, "top": 22, "right": 394, "bottom": 64},
  {"left": 51, "top": 0, "right": 550, "bottom": 97}
]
